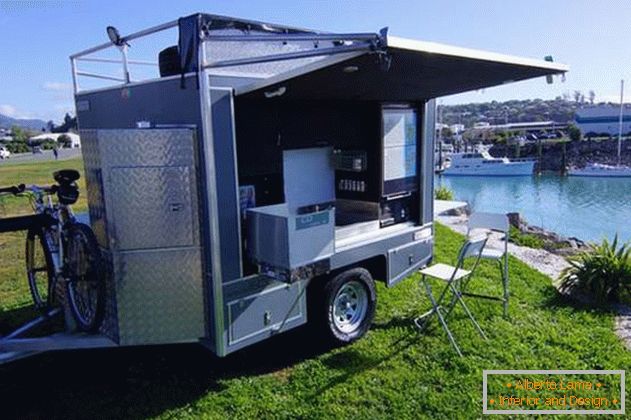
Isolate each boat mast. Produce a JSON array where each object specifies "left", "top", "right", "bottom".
[{"left": 618, "top": 79, "right": 624, "bottom": 166}]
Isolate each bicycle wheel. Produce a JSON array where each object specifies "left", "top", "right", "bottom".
[
  {"left": 64, "top": 223, "right": 105, "bottom": 332},
  {"left": 25, "top": 227, "right": 55, "bottom": 309}
]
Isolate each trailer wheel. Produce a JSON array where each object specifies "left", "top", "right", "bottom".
[{"left": 319, "top": 268, "right": 376, "bottom": 344}]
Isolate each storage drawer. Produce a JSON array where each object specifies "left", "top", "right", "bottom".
[
  {"left": 224, "top": 276, "right": 307, "bottom": 353},
  {"left": 387, "top": 239, "right": 432, "bottom": 286}
]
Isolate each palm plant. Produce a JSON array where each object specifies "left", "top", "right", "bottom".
[{"left": 559, "top": 236, "right": 631, "bottom": 304}]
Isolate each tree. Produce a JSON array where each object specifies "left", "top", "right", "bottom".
[
  {"left": 11, "top": 126, "right": 28, "bottom": 143},
  {"left": 440, "top": 126, "right": 453, "bottom": 139},
  {"left": 588, "top": 90, "right": 596, "bottom": 104},
  {"left": 573, "top": 90, "right": 583, "bottom": 103},
  {"left": 57, "top": 134, "right": 72, "bottom": 148},
  {"left": 52, "top": 113, "right": 78, "bottom": 133},
  {"left": 567, "top": 123, "right": 582, "bottom": 141}
]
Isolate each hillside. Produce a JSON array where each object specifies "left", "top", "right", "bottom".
[
  {"left": 438, "top": 98, "right": 580, "bottom": 127},
  {"left": 0, "top": 113, "right": 46, "bottom": 131}
]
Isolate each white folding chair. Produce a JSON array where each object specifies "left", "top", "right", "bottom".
[
  {"left": 414, "top": 234, "right": 489, "bottom": 357},
  {"left": 465, "top": 212, "right": 510, "bottom": 316}
]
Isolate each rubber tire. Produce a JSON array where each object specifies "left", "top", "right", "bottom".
[
  {"left": 65, "top": 223, "right": 105, "bottom": 332},
  {"left": 159, "top": 45, "right": 181, "bottom": 77},
  {"left": 25, "top": 227, "right": 55, "bottom": 309},
  {"left": 317, "top": 268, "right": 377, "bottom": 344}
]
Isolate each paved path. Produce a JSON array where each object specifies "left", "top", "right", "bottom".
[{"left": 0, "top": 148, "right": 81, "bottom": 165}]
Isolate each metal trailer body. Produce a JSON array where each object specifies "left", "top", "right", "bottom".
[
  {"left": 0, "top": 13, "right": 567, "bottom": 361},
  {"left": 74, "top": 73, "right": 436, "bottom": 356}
]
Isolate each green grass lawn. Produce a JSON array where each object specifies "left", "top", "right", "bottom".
[{"left": 1, "top": 158, "right": 630, "bottom": 419}]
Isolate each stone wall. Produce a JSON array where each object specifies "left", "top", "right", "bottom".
[{"left": 488, "top": 139, "right": 631, "bottom": 171}]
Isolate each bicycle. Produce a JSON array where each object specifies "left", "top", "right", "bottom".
[{"left": 0, "top": 169, "right": 105, "bottom": 332}]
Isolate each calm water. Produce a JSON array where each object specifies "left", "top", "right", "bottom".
[{"left": 436, "top": 174, "right": 631, "bottom": 243}]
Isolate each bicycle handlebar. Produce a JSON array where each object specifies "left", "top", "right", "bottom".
[
  {"left": 0, "top": 184, "right": 58, "bottom": 196},
  {"left": 0, "top": 184, "right": 25, "bottom": 195}
]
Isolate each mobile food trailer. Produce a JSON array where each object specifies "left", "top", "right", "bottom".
[{"left": 0, "top": 13, "right": 567, "bottom": 362}]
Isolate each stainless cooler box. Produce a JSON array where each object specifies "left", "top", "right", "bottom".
[{"left": 247, "top": 204, "right": 335, "bottom": 282}]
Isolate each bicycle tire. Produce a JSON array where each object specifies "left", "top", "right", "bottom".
[
  {"left": 25, "top": 227, "right": 55, "bottom": 309},
  {"left": 64, "top": 222, "right": 105, "bottom": 332}
]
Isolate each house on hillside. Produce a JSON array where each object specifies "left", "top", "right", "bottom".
[{"left": 28, "top": 132, "right": 81, "bottom": 148}]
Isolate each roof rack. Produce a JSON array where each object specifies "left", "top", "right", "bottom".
[{"left": 70, "top": 14, "right": 387, "bottom": 94}]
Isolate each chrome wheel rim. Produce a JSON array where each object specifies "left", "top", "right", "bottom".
[{"left": 332, "top": 280, "right": 368, "bottom": 333}]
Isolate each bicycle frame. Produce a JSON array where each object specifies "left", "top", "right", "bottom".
[{"left": 26, "top": 186, "right": 77, "bottom": 279}]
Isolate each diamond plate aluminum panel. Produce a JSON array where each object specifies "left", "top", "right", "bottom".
[
  {"left": 80, "top": 128, "right": 204, "bottom": 344},
  {"left": 109, "top": 166, "right": 198, "bottom": 250},
  {"left": 80, "top": 129, "right": 109, "bottom": 249},
  {"left": 98, "top": 250, "right": 119, "bottom": 342},
  {"left": 114, "top": 248, "right": 204, "bottom": 345},
  {"left": 98, "top": 129, "right": 196, "bottom": 168},
  {"left": 80, "top": 129, "right": 119, "bottom": 340}
]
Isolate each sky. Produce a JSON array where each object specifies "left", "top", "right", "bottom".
[{"left": 0, "top": 0, "right": 630, "bottom": 123}]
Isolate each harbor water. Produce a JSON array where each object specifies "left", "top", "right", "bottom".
[{"left": 436, "top": 174, "right": 631, "bottom": 243}]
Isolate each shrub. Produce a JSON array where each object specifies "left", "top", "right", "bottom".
[
  {"left": 559, "top": 236, "right": 631, "bottom": 304},
  {"left": 567, "top": 123, "right": 582, "bottom": 142},
  {"left": 5, "top": 141, "right": 29, "bottom": 154},
  {"left": 509, "top": 226, "right": 545, "bottom": 249},
  {"left": 435, "top": 186, "right": 454, "bottom": 201},
  {"left": 41, "top": 140, "right": 57, "bottom": 150}
]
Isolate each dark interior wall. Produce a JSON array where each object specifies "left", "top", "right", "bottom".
[{"left": 234, "top": 98, "right": 382, "bottom": 205}]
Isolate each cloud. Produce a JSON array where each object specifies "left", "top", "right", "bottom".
[
  {"left": 0, "top": 103, "right": 69, "bottom": 122},
  {"left": 0, "top": 104, "right": 31, "bottom": 119},
  {"left": 43, "top": 82, "right": 72, "bottom": 92},
  {"left": 40, "top": 82, "right": 75, "bottom": 120},
  {"left": 54, "top": 103, "right": 75, "bottom": 116}
]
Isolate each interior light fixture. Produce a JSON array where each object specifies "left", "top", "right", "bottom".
[{"left": 264, "top": 86, "right": 286, "bottom": 98}]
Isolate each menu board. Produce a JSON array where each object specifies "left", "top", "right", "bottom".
[{"left": 382, "top": 108, "right": 418, "bottom": 194}]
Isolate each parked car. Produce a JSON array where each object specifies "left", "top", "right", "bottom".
[
  {"left": 32, "top": 146, "right": 43, "bottom": 154},
  {"left": 0, "top": 147, "right": 10, "bottom": 159}
]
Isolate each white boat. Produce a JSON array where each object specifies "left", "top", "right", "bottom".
[
  {"left": 434, "top": 142, "right": 453, "bottom": 172},
  {"left": 568, "top": 162, "right": 631, "bottom": 177},
  {"left": 442, "top": 149, "right": 535, "bottom": 176},
  {"left": 569, "top": 80, "right": 631, "bottom": 177}
]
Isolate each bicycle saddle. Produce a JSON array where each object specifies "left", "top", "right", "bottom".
[{"left": 53, "top": 169, "right": 80, "bottom": 185}]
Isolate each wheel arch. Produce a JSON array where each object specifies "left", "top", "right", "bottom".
[{"left": 308, "top": 254, "right": 387, "bottom": 291}]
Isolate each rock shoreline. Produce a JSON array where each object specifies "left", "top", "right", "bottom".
[
  {"left": 506, "top": 212, "right": 587, "bottom": 256},
  {"left": 488, "top": 138, "right": 631, "bottom": 172}
]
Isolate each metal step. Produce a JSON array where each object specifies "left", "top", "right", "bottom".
[
  {"left": 0, "top": 333, "right": 116, "bottom": 358},
  {"left": 0, "top": 350, "right": 41, "bottom": 365}
]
